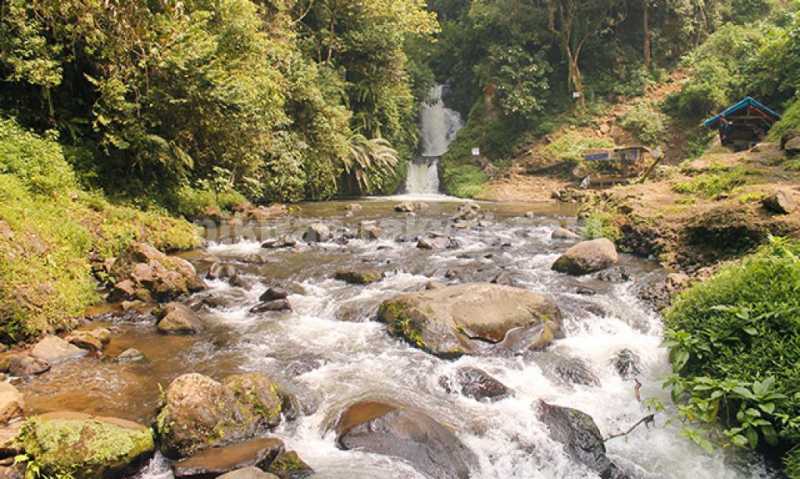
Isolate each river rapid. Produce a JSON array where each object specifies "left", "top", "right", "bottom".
[{"left": 20, "top": 199, "right": 776, "bottom": 479}]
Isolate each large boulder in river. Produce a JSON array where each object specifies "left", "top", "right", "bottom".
[
  {"left": 156, "top": 373, "right": 291, "bottom": 458},
  {"left": 377, "top": 283, "right": 562, "bottom": 358},
  {"left": 552, "top": 239, "right": 619, "bottom": 276},
  {"left": 219, "top": 468, "right": 279, "bottom": 479},
  {"left": 15, "top": 412, "right": 154, "bottom": 479},
  {"left": 111, "top": 242, "right": 205, "bottom": 301},
  {"left": 173, "top": 438, "right": 285, "bottom": 478},
  {"left": 334, "top": 401, "right": 477, "bottom": 479},
  {"left": 156, "top": 303, "right": 203, "bottom": 335},
  {"left": 537, "top": 402, "right": 628, "bottom": 479},
  {"left": 334, "top": 269, "right": 384, "bottom": 285}
]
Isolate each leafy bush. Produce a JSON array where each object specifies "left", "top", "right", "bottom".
[
  {"left": 673, "top": 167, "right": 750, "bottom": 198},
  {"left": 620, "top": 101, "right": 669, "bottom": 145},
  {"left": 442, "top": 164, "right": 487, "bottom": 198},
  {"left": 787, "top": 447, "right": 800, "bottom": 479},
  {"left": 580, "top": 210, "right": 621, "bottom": 242},
  {"left": 665, "top": 238, "right": 800, "bottom": 461},
  {"left": 769, "top": 96, "right": 800, "bottom": 142},
  {"left": 669, "top": 24, "right": 771, "bottom": 119},
  {"left": 0, "top": 119, "right": 76, "bottom": 194}
]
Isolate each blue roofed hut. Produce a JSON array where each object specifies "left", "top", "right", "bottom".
[{"left": 703, "top": 97, "right": 781, "bottom": 151}]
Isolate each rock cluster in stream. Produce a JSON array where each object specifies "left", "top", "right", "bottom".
[{"left": 0, "top": 209, "right": 656, "bottom": 478}]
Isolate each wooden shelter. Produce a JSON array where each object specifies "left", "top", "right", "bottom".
[{"left": 704, "top": 97, "right": 781, "bottom": 151}]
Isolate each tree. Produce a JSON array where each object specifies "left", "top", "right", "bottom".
[{"left": 546, "top": 0, "right": 626, "bottom": 107}]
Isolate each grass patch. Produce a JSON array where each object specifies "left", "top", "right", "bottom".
[
  {"left": 442, "top": 164, "right": 488, "bottom": 199},
  {"left": 580, "top": 209, "right": 621, "bottom": 242},
  {"left": 673, "top": 167, "right": 750, "bottom": 198},
  {"left": 0, "top": 118, "right": 199, "bottom": 344},
  {"left": 664, "top": 238, "right": 800, "bottom": 466},
  {"left": 542, "top": 131, "right": 615, "bottom": 167}
]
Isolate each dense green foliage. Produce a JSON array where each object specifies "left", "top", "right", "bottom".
[
  {"left": 665, "top": 238, "right": 800, "bottom": 467},
  {"left": 427, "top": 0, "right": 786, "bottom": 196},
  {"left": 0, "top": 0, "right": 437, "bottom": 203},
  {"left": 0, "top": 118, "right": 198, "bottom": 344}
]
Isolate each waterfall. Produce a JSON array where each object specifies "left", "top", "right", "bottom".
[{"left": 404, "top": 85, "right": 463, "bottom": 195}]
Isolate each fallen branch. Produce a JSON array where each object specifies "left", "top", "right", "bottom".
[{"left": 604, "top": 414, "right": 656, "bottom": 443}]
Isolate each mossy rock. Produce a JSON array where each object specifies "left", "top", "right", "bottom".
[
  {"left": 334, "top": 269, "right": 384, "bottom": 285},
  {"left": 267, "top": 450, "right": 314, "bottom": 479},
  {"left": 377, "top": 283, "right": 562, "bottom": 358},
  {"left": 16, "top": 412, "right": 154, "bottom": 478},
  {"left": 157, "top": 373, "right": 292, "bottom": 459}
]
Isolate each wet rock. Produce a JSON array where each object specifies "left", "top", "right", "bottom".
[
  {"left": 207, "top": 262, "right": 238, "bottom": 281},
  {"left": 439, "top": 367, "right": 511, "bottom": 402},
  {"left": 394, "top": 201, "right": 419, "bottom": 213},
  {"left": 490, "top": 271, "right": 515, "bottom": 287},
  {"left": 552, "top": 239, "right": 619, "bottom": 276},
  {"left": 16, "top": 412, "right": 154, "bottom": 479},
  {"left": 553, "top": 357, "right": 600, "bottom": 387},
  {"left": 65, "top": 328, "right": 110, "bottom": 352},
  {"left": 0, "top": 383, "right": 23, "bottom": 425},
  {"left": 173, "top": 438, "right": 285, "bottom": 478},
  {"left": 260, "top": 288, "right": 289, "bottom": 302},
  {"left": 612, "top": 349, "right": 642, "bottom": 379},
  {"left": 0, "top": 422, "right": 22, "bottom": 458},
  {"left": 357, "top": 221, "right": 382, "bottom": 240},
  {"left": 219, "top": 468, "right": 279, "bottom": 479},
  {"left": 7, "top": 355, "right": 49, "bottom": 377},
  {"left": 575, "top": 286, "right": 596, "bottom": 296},
  {"left": 30, "top": 336, "right": 86, "bottom": 364},
  {"left": 551, "top": 227, "right": 580, "bottom": 240},
  {"left": 453, "top": 203, "right": 481, "bottom": 221},
  {"left": 157, "top": 373, "right": 289, "bottom": 458},
  {"left": 334, "top": 269, "right": 384, "bottom": 285},
  {"left": 267, "top": 450, "right": 314, "bottom": 479},
  {"left": 261, "top": 237, "right": 297, "bottom": 249},
  {"left": 302, "top": 223, "right": 332, "bottom": 243},
  {"left": 250, "top": 300, "right": 292, "bottom": 314},
  {"left": 157, "top": 303, "right": 203, "bottom": 335},
  {"left": 116, "top": 348, "right": 146, "bottom": 363},
  {"left": 594, "top": 266, "right": 630, "bottom": 283},
  {"left": 0, "top": 465, "right": 23, "bottom": 479},
  {"left": 111, "top": 242, "right": 205, "bottom": 301},
  {"left": 425, "top": 281, "right": 445, "bottom": 290},
  {"left": 284, "top": 357, "right": 323, "bottom": 378},
  {"left": 335, "top": 401, "right": 477, "bottom": 479},
  {"left": 537, "top": 402, "right": 627, "bottom": 479},
  {"left": 377, "top": 283, "right": 562, "bottom": 358},
  {"left": 635, "top": 272, "right": 690, "bottom": 311},
  {"left": 762, "top": 190, "right": 796, "bottom": 215},
  {"left": 417, "top": 236, "right": 458, "bottom": 250}
]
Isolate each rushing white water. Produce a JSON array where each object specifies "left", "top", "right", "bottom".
[
  {"left": 403, "top": 85, "right": 463, "bottom": 196},
  {"left": 405, "top": 158, "right": 441, "bottom": 196},
  {"left": 133, "top": 206, "right": 773, "bottom": 479}
]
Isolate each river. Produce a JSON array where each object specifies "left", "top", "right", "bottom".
[{"left": 19, "top": 199, "right": 775, "bottom": 478}]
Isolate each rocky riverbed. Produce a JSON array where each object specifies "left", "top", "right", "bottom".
[{"left": 0, "top": 200, "right": 779, "bottom": 478}]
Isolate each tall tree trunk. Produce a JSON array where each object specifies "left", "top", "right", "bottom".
[
  {"left": 643, "top": 0, "right": 651, "bottom": 69},
  {"left": 567, "top": 50, "right": 585, "bottom": 109}
]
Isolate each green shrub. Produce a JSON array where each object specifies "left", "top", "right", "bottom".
[
  {"left": 665, "top": 238, "right": 800, "bottom": 461},
  {"left": 580, "top": 210, "right": 621, "bottom": 242},
  {"left": 0, "top": 119, "right": 76, "bottom": 194},
  {"left": 442, "top": 164, "right": 487, "bottom": 198},
  {"left": 673, "top": 167, "right": 750, "bottom": 198},
  {"left": 620, "top": 101, "right": 669, "bottom": 145},
  {"left": 787, "top": 447, "right": 800, "bottom": 479},
  {"left": 172, "top": 186, "right": 247, "bottom": 219},
  {"left": 769, "top": 96, "right": 800, "bottom": 142}
]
